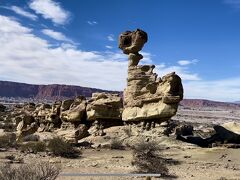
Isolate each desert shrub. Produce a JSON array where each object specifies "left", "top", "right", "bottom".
[
  {"left": 0, "top": 161, "right": 60, "bottom": 180},
  {"left": 47, "top": 137, "right": 80, "bottom": 158},
  {"left": 110, "top": 138, "right": 124, "bottom": 150},
  {"left": 0, "top": 133, "right": 16, "bottom": 149},
  {"left": 123, "top": 126, "right": 132, "bottom": 137},
  {"left": 23, "top": 134, "right": 40, "bottom": 142},
  {"left": 19, "top": 141, "right": 46, "bottom": 153},
  {"left": 131, "top": 141, "right": 168, "bottom": 176}
]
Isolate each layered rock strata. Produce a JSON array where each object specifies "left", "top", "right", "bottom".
[{"left": 119, "top": 29, "right": 183, "bottom": 122}]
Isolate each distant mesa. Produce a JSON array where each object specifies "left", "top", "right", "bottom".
[{"left": 0, "top": 80, "right": 118, "bottom": 101}]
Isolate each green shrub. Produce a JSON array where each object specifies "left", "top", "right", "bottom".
[
  {"left": 0, "top": 161, "right": 60, "bottom": 180},
  {"left": 47, "top": 137, "right": 80, "bottom": 158}
]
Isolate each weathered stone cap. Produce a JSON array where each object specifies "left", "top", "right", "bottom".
[{"left": 118, "top": 29, "right": 148, "bottom": 54}]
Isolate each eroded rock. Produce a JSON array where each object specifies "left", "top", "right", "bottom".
[
  {"left": 60, "top": 96, "right": 86, "bottom": 122},
  {"left": 119, "top": 29, "right": 183, "bottom": 122},
  {"left": 86, "top": 93, "right": 123, "bottom": 121}
]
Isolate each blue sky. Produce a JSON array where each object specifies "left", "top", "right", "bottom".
[{"left": 0, "top": 0, "right": 240, "bottom": 101}]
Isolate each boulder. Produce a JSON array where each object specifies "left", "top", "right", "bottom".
[
  {"left": 176, "top": 122, "right": 240, "bottom": 147},
  {"left": 86, "top": 93, "right": 123, "bottom": 121},
  {"left": 175, "top": 124, "right": 194, "bottom": 136},
  {"left": 119, "top": 29, "right": 183, "bottom": 122},
  {"left": 61, "top": 99, "right": 74, "bottom": 111},
  {"left": 60, "top": 96, "right": 86, "bottom": 122},
  {"left": 56, "top": 122, "right": 89, "bottom": 143}
]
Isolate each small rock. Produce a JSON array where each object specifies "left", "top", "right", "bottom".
[
  {"left": 5, "top": 155, "right": 15, "bottom": 160},
  {"left": 90, "top": 163, "right": 98, "bottom": 167},
  {"left": 112, "top": 156, "right": 124, "bottom": 158},
  {"left": 49, "top": 159, "right": 61, "bottom": 163}
]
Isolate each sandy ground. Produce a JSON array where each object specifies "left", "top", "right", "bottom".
[{"left": 1, "top": 139, "right": 240, "bottom": 180}]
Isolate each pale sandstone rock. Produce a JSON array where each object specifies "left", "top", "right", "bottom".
[
  {"left": 221, "top": 122, "right": 240, "bottom": 135},
  {"left": 119, "top": 29, "right": 183, "bottom": 122},
  {"left": 60, "top": 96, "right": 86, "bottom": 122},
  {"left": 56, "top": 122, "right": 89, "bottom": 143},
  {"left": 86, "top": 93, "right": 123, "bottom": 121}
]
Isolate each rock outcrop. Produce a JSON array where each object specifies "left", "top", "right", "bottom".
[
  {"left": 119, "top": 29, "right": 183, "bottom": 122},
  {"left": 86, "top": 93, "right": 123, "bottom": 121},
  {"left": 60, "top": 96, "right": 87, "bottom": 122}
]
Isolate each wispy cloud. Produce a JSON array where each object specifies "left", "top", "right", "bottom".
[
  {"left": 223, "top": 0, "right": 240, "bottom": 8},
  {"left": 29, "top": 0, "right": 70, "bottom": 25},
  {"left": 105, "top": 45, "right": 113, "bottom": 49},
  {"left": 178, "top": 59, "right": 198, "bottom": 66},
  {"left": 42, "top": 29, "right": 73, "bottom": 43},
  {"left": 155, "top": 64, "right": 201, "bottom": 81},
  {"left": 107, "top": 34, "right": 115, "bottom": 41},
  {"left": 184, "top": 78, "right": 240, "bottom": 102},
  {"left": 2, "top": 6, "right": 38, "bottom": 21},
  {"left": 87, "top": 21, "right": 98, "bottom": 25}
]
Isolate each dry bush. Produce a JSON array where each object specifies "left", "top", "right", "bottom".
[
  {"left": 48, "top": 137, "right": 80, "bottom": 158},
  {"left": 110, "top": 138, "right": 124, "bottom": 150},
  {"left": 23, "top": 134, "right": 40, "bottom": 142},
  {"left": 0, "top": 161, "right": 60, "bottom": 180},
  {"left": 19, "top": 141, "right": 46, "bottom": 153},
  {"left": 131, "top": 141, "right": 168, "bottom": 176},
  {"left": 123, "top": 126, "right": 132, "bottom": 137},
  {"left": 0, "top": 133, "right": 16, "bottom": 149}
]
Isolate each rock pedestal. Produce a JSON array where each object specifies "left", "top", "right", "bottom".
[{"left": 119, "top": 29, "right": 183, "bottom": 122}]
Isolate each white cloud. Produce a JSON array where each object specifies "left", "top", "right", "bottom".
[
  {"left": 107, "top": 34, "right": 115, "bottom": 41},
  {"left": 178, "top": 59, "right": 198, "bottom": 66},
  {"left": 0, "top": 15, "right": 199, "bottom": 92},
  {"left": 155, "top": 65, "right": 200, "bottom": 81},
  {"left": 29, "top": 0, "right": 70, "bottom": 25},
  {"left": 3, "top": 6, "right": 38, "bottom": 21},
  {"left": 184, "top": 78, "right": 240, "bottom": 102},
  {"left": 87, "top": 21, "right": 98, "bottom": 25},
  {"left": 42, "top": 29, "right": 73, "bottom": 43},
  {"left": 0, "top": 15, "right": 126, "bottom": 90},
  {"left": 0, "top": 15, "right": 31, "bottom": 33},
  {"left": 1, "top": 15, "right": 239, "bottom": 102},
  {"left": 224, "top": 0, "right": 240, "bottom": 8},
  {"left": 105, "top": 45, "right": 113, "bottom": 49}
]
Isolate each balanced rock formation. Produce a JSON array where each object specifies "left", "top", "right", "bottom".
[{"left": 119, "top": 29, "right": 183, "bottom": 122}]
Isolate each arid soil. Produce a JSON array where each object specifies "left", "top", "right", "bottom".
[{"left": 174, "top": 106, "right": 240, "bottom": 124}]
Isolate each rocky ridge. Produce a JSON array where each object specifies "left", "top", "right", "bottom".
[{"left": 0, "top": 81, "right": 118, "bottom": 100}]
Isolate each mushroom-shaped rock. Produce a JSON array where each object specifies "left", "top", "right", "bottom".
[{"left": 120, "top": 29, "right": 183, "bottom": 123}]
